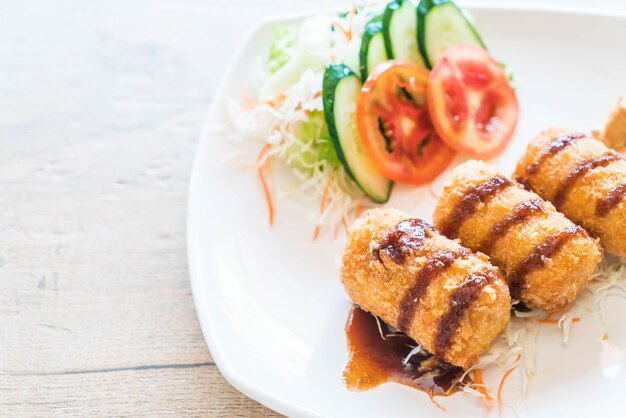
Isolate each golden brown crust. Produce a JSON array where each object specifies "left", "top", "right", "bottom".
[
  {"left": 340, "top": 208, "right": 510, "bottom": 369},
  {"left": 434, "top": 160, "right": 603, "bottom": 312},
  {"left": 593, "top": 97, "right": 626, "bottom": 151},
  {"left": 514, "top": 127, "right": 626, "bottom": 257}
]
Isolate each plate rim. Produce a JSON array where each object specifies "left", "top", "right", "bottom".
[{"left": 188, "top": 3, "right": 626, "bottom": 416}]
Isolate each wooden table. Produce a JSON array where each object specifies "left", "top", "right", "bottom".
[
  {"left": 1, "top": 0, "right": 620, "bottom": 416},
  {"left": 0, "top": 0, "right": 294, "bottom": 415}
]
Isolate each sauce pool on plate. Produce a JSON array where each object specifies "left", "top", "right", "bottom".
[{"left": 343, "top": 306, "right": 468, "bottom": 396}]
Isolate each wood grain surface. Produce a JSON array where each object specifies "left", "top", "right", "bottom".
[{"left": 0, "top": 0, "right": 295, "bottom": 415}]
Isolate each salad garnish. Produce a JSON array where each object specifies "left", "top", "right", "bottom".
[{"left": 224, "top": 0, "right": 518, "bottom": 236}]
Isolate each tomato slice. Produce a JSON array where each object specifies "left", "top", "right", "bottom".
[
  {"left": 427, "top": 45, "right": 519, "bottom": 159},
  {"left": 357, "top": 60, "right": 456, "bottom": 184}
]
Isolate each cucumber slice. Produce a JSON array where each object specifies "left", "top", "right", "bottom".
[
  {"left": 359, "top": 15, "right": 388, "bottom": 80},
  {"left": 382, "top": 0, "right": 425, "bottom": 67},
  {"left": 418, "top": 0, "right": 486, "bottom": 68},
  {"left": 322, "top": 65, "right": 393, "bottom": 203}
]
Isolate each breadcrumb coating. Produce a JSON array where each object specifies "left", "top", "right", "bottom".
[
  {"left": 340, "top": 208, "right": 510, "bottom": 369},
  {"left": 515, "top": 127, "right": 626, "bottom": 257},
  {"left": 435, "top": 160, "right": 603, "bottom": 312}
]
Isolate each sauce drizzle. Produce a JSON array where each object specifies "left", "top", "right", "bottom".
[
  {"left": 478, "top": 199, "right": 544, "bottom": 254},
  {"left": 507, "top": 226, "right": 586, "bottom": 299},
  {"left": 397, "top": 248, "right": 472, "bottom": 332},
  {"left": 440, "top": 176, "right": 512, "bottom": 239},
  {"left": 524, "top": 132, "right": 585, "bottom": 175},
  {"left": 553, "top": 152, "right": 621, "bottom": 209},
  {"left": 596, "top": 183, "right": 626, "bottom": 217},
  {"left": 435, "top": 269, "right": 497, "bottom": 355},
  {"left": 343, "top": 306, "right": 467, "bottom": 395},
  {"left": 373, "top": 218, "right": 432, "bottom": 264}
]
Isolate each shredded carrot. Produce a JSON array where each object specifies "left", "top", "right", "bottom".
[
  {"left": 538, "top": 315, "right": 580, "bottom": 324},
  {"left": 354, "top": 204, "right": 364, "bottom": 218},
  {"left": 257, "top": 143, "right": 274, "bottom": 226},
  {"left": 427, "top": 388, "right": 445, "bottom": 411},
  {"left": 320, "top": 175, "right": 332, "bottom": 214},
  {"left": 240, "top": 95, "right": 260, "bottom": 111},
  {"left": 603, "top": 332, "right": 609, "bottom": 340},
  {"left": 313, "top": 90, "right": 322, "bottom": 99},
  {"left": 346, "top": 2, "right": 356, "bottom": 40},
  {"left": 266, "top": 93, "right": 285, "bottom": 107},
  {"left": 332, "top": 21, "right": 350, "bottom": 39},
  {"left": 497, "top": 354, "right": 521, "bottom": 407},
  {"left": 538, "top": 314, "right": 554, "bottom": 323},
  {"left": 312, "top": 225, "right": 320, "bottom": 241},
  {"left": 312, "top": 175, "right": 333, "bottom": 241},
  {"left": 332, "top": 4, "right": 357, "bottom": 41},
  {"left": 342, "top": 215, "right": 349, "bottom": 233},
  {"left": 239, "top": 93, "right": 284, "bottom": 112},
  {"left": 473, "top": 368, "right": 493, "bottom": 403}
]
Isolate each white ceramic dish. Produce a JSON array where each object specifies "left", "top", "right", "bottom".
[{"left": 189, "top": 3, "right": 626, "bottom": 417}]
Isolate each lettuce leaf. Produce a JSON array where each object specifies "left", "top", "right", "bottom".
[
  {"left": 268, "top": 25, "right": 298, "bottom": 74},
  {"left": 287, "top": 111, "right": 340, "bottom": 170}
]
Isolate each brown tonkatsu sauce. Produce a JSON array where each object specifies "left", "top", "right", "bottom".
[
  {"left": 511, "top": 301, "right": 532, "bottom": 313},
  {"left": 440, "top": 176, "right": 513, "bottom": 238},
  {"left": 553, "top": 152, "right": 621, "bottom": 209},
  {"left": 343, "top": 306, "right": 466, "bottom": 395},
  {"left": 435, "top": 269, "right": 497, "bottom": 355},
  {"left": 478, "top": 198, "right": 544, "bottom": 254},
  {"left": 397, "top": 248, "right": 472, "bottom": 332},
  {"left": 596, "top": 183, "right": 626, "bottom": 217},
  {"left": 524, "top": 132, "right": 585, "bottom": 175},
  {"left": 373, "top": 218, "right": 433, "bottom": 264},
  {"left": 507, "top": 226, "right": 586, "bottom": 299}
]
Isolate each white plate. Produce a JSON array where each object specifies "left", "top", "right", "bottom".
[{"left": 189, "top": 3, "right": 626, "bottom": 417}]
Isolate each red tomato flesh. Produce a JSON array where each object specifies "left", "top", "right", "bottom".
[
  {"left": 357, "top": 60, "right": 456, "bottom": 184},
  {"left": 427, "top": 45, "right": 519, "bottom": 159}
]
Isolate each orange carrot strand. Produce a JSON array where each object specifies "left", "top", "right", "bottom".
[
  {"left": 473, "top": 368, "right": 493, "bottom": 402},
  {"left": 257, "top": 144, "right": 274, "bottom": 226},
  {"left": 427, "top": 388, "right": 445, "bottom": 411},
  {"left": 354, "top": 204, "right": 364, "bottom": 218},
  {"left": 538, "top": 316, "right": 580, "bottom": 324},
  {"left": 312, "top": 225, "right": 320, "bottom": 241},
  {"left": 346, "top": 2, "right": 356, "bottom": 40},
  {"left": 258, "top": 168, "right": 274, "bottom": 226},
  {"left": 332, "top": 21, "right": 350, "bottom": 39},
  {"left": 320, "top": 175, "right": 332, "bottom": 214},
  {"left": 497, "top": 354, "right": 521, "bottom": 407}
]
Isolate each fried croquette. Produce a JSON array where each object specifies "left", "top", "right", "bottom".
[
  {"left": 434, "top": 160, "right": 603, "bottom": 312},
  {"left": 593, "top": 97, "right": 626, "bottom": 152},
  {"left": 340, "top": 208, "right": 510, "bottom": 369},
  {"left": 515, "top": 127, "right": 626, "bottom": 257}
]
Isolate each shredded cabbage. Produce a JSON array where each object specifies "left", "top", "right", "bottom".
[
  {"left": 222, "top": 7, "right": 385, "bottom": 237},
  {"left": 469, "top": 257, "right": 626, "bottom": 404},
  {"left": 287, "top": 110, "right": 341, "bottom": 171},
  {"left": 268, "top": 25, "right": 298, "bottom": 74}
]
